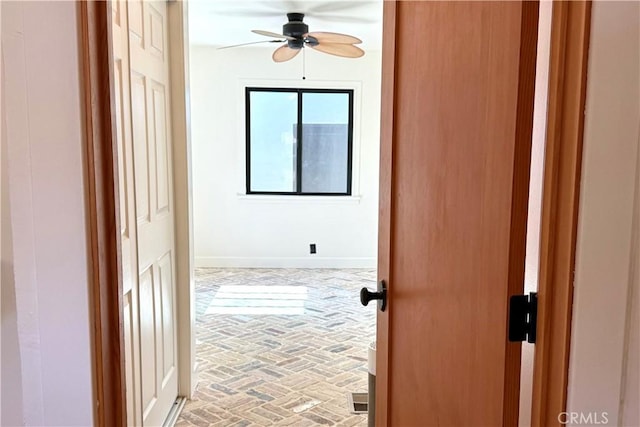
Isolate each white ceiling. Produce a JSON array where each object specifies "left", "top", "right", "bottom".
[{"left": 188, "top": 0, "right": 384, "bottom": 50}]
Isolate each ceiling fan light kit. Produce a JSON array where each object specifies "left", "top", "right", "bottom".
[{"left": 221, "top": 12, "right": 365, "bottom": 63}]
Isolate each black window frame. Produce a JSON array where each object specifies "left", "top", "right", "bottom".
[{"left": 245, "top": 87, "right": 355, "bottom": 196}]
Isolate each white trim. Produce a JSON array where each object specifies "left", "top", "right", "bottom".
[
  {"left": 167, "top": 0, "right": 197, "bottom": 399},
  {"left": 236, "top": 194, "right": 362, "bottom": 204},
  {"left": 195, "top": 256, "right": 377, "bottom": 269}
]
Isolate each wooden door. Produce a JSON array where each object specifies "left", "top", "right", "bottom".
[
  {"left": 376, "top": 2, "right": 538, "bottom": 425},
  {"left": 111, "top": 0, "right": 179, "bottom": 425}
]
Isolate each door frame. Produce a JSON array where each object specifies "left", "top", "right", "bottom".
[
  {"left": 79, "top": 1, "right": 592, "bottom": 425},
  {"left": 79, "top": 2, "right": 126, "bottom": 425},
  {"left": 80, "top": 1, "right": 194, "bottom": 425},
  {"left": 531, "top": 2, "right": 592, "bottom": 426}
]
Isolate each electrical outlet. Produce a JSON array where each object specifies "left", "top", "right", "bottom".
[{"left": 310, "top": 243, "right": 317, "bottom": 254}]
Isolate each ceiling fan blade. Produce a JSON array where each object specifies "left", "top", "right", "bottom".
[
  {"left": 307, "top": 1, "right": 373, "bottom": 14},
  {"left": 272, "top": 44, "right": 301, "bottom": 62},
  {"left": 308, "top": 15, "right": 379, "bottom": 24},
  {"left": 252, "top": 30, "right": 296, "bottom": 41},
  {"left": 306, "top": 32, "right": 362, "bottom": 45},
  {"left": 310, "top": 42, "right": 365, "bottom": 59},
  {"left": 210, "top": 10, "right": 282, "bottom": 18},
  {"left": 262, "top": 0, "right": 300, "bottom": 12},
  {"left": 217, "top": 40, "right": 285, "bottom": 50}
]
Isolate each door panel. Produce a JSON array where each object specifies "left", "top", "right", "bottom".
[
  {"left": 128, "top": 1, "right": 143, "bottom": 44},
  {"left": 131, "top": 73, "right": 150, "bottom": 224},
  {"left": 152, "top": 84, "right": 170, "bottom": 214},
  {"left": 113, "top": 60, "right": 129, "bottom": 241},
  {"left": 377, "top": 2, "right": 538, "bottom": 425},
  {"left": 149, "top": 7, "right": 164, "bottom": 58},
  {"left": 112, "top": 0, "right": 179, "bottom": 424},
  {"left": 159, "top": 252, "right": 175, "bottom": 379},
  {"left": 139, "top": 267, "right": 157, "bottom": 415},
  {"left": 123, "top": 292, "right": 139, "bottom": 427}
]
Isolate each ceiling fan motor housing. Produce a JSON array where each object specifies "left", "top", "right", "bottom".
[{"left": 284, "top": 13, "right": 315, "bottom": 49}]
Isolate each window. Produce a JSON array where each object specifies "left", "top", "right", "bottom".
[{"left": 245, "top": 87, "right": 354, "bottom": 195}]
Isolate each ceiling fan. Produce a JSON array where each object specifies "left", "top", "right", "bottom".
[{"left": 219, "top": 13, "right": 365, "bottom": 62}]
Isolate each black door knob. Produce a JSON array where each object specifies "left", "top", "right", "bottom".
[{"left": 360, "top": 280, "right": 387, "bottom": 311}]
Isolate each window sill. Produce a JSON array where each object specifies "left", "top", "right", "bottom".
[{"left": 236, "top": 194, "right": 362, "bottom": 204}]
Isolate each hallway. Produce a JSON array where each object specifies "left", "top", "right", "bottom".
[{"left": 177, "top": 268, "right": 377, "bottom": 426}]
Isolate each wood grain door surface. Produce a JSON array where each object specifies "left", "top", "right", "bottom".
[{"left": 376, "top": 2, "right": 538, "bottom": 426}]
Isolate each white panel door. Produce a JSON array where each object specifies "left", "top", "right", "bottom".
[
  {"left": 129, "top": 1, "right": 179, "bottom": 425},
  {"left": 111, "top": 1, "right": 142, "bottom": 425},
  {"left": 112, "top": 0, "right": 179, "bottom": 425}
]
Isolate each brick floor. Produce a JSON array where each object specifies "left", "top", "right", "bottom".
[{"left": 176, "top": 268, "right": 377, "bottom": 427}]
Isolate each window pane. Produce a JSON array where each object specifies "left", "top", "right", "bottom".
[
  {"left": 249, "top": 91, "right": 297, "bottom": 192},
  {"left": 301, "top": 92, "right": 350, "bottom": 193}
]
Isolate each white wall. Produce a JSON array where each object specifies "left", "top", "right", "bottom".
[
  {"left": 519, "top": 2, "right": 552, "bottom": 425},
  {"left": 189, "top": 46, "right": 381, "bottom": 268},
  {"left": 1, "top": 18, "right": 24, "bottom": 422},
  {"left": 1, "top": 82, "right": 24, "bottom": 425},
  {"left": 1, "top": 2, "right": 94, "bottom": 425},
  {"left": 567, "top": 1, "right": 640, "bottom": 426}
]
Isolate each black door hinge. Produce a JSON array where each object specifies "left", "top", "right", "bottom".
[{"left": 508, "top": 292, "right": 538, "bottom": 343}]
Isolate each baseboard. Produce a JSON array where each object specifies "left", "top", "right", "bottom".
[
  {"left": 191, "top": 361, "right": 200, "bottom": 399},
  {"left": 195, "top": 256, "right": 377, "bottom": 269}
]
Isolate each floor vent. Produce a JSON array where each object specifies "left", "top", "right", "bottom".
[{"left": 347, "top": 392, "right": 368, "bottom": 414}]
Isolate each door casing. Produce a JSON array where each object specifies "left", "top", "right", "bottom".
[
  {"left": 79, "top": 1, "right": 592, "bottom": 425},
  {"left": 531, "top": 2, "right": 592, "bottom": 425}
]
